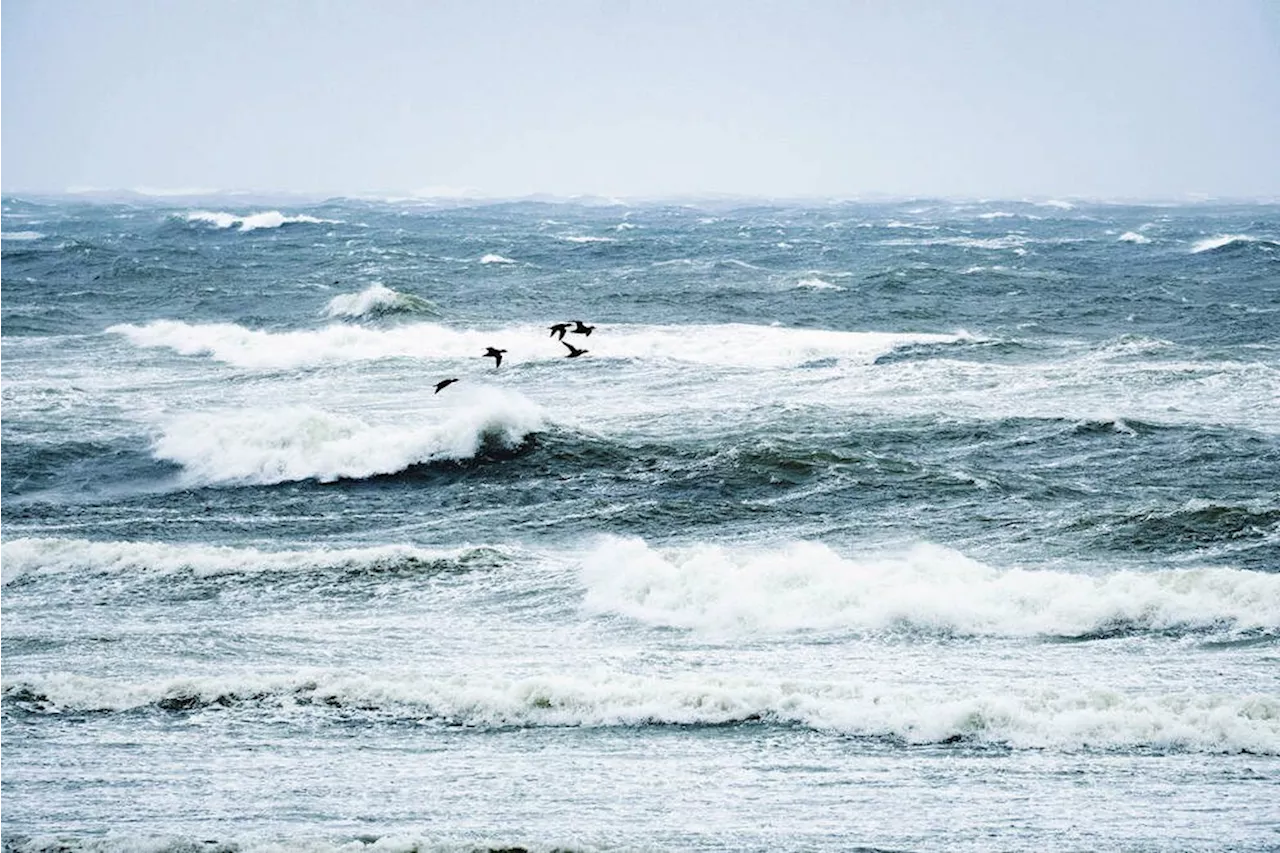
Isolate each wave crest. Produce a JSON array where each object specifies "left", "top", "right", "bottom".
[
  {"left": 183, "top": 210, "right": 339, "bottom": 232},
  {"left": 152, "top": 390, "right": 545, "bottom": 485},
  {"left": 1, "top": 537, "right": 509, "bottom": 587},
  {"left": 324, "top": 284, "right": 439, "bottom": 319},
  {"left": 1191, "top": 234, "right": 1279, "bottom": 254},
  {"left": 581, "top": 536, "right": 1280, "bottom": 639},
  {"left": 5, "top": 670, "right": 1275, "bottom": 753}
]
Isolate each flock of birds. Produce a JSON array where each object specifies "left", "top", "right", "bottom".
[{"left": 433, "top": 319, "right": 595, "bottom": 394}]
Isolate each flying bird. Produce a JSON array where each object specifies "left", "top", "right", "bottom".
[
  {"left": 434, "top": 378, "right": 459, "bottom": 394},
  {"left": 570, "top": 320, "right": 594, "bottom": 336},
  {"left": 483, "top": 347, "right": 507, "bottom": 368},
  {"left": 549, "top": 322, "right": 570, "bottom": 340},
  {"left": 562, "top": 341, "right": 588, "bottom": 358}
]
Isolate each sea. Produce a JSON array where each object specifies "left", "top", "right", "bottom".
[{"left": 2, "top": 194, "right": 1278, "bottom": 853}]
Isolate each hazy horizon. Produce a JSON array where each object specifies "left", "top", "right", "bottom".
[{"left": 4, "top": 0, "right": 1280, "bottom": 200}]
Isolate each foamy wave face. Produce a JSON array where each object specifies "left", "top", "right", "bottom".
[
  {"left": 107, "top": 319, "right": 968, "bottom": 371},
  {"left": 581, "top": 536, "right": 1280, "bottom": 638},
  {"left": 0, "top": 537, "right": 504, "bottom": 586},
  {"left": 794, "top": 277, "right": 846, "bottom": 291},
  {"left": 323, "top": 284, "right": 438, "bottom": 319},
  {"left": 5, "top": 669, "right": 1275, "bottom": 753},
  {"left": 1191, "top": 234, "right": 1279, "bottom": 253},
  {"left": 152, "top": 390, "right": 545, "bottom": 484},
  {"left": 184, "top": 210, "right": 339, "bottom": 232},
  {"left": 1118, "top": 231, "right": 1151, "bottom": 244}
]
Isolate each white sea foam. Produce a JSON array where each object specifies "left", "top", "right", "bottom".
[
  {"left": 184, "top": 211, "right": 338, "bottom": 232},
  {"left": 1, "top": 230, "right": 45, "bottom": 241},
  {"left": 978, "top": 211, "right": 1017, "bottom": 219},
  {"left": 479, "top": 253, "right": 515, "bottom": 264},
  {"left": 794, "top": 277, "right": 846, "bottom": 291},
  {"left": 107, "top": 319, "right": 971, "bottom": 372},
  {"left": 5, "top": 668, "right": 1275, "bottom": 753},
  {"left": 880, "top": 234, "right": 1033, "bottom": 250},
  {"left": 581, "top": 536, "right": 1280, "bottom": 638},
  {"left": 558, "top": 235, "right": 616, "bottom": 243},
  {"left": 1118, "top": 232, "right": 1151, "bottom": 244},
  {"left": 1190, "top": 234, "right": 1278, "bottom": 253},
  {"left": 323, "top": 284, "right": 436, "bottom": 319},
  {"left": 151, "top": 389, "right": 545, "bottom": 484},
  {"left": 1, "top": 537, "right": 502, "bottom": 585}
]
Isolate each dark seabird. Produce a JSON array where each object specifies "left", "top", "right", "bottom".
[
  {"left": 483, "top": 347, "right": 507, "bottom": 368},
  {"left": 549, "top": 322, "right": 570, "bottom": 340},
  {"left": 570, "top": 320, "right": 594, "bottom": 336},
  {"left": 434, "top": 378, "right": 459, "bottom": 394},
  {"left": 562, "top": 341, "right": 588, "bottom": 358}
]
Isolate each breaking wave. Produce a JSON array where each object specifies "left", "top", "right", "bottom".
[
  {"left": 107, "top": 319, "right": 975, "bottom": 371},
  {"left": 1191, "top": 234, "right": 1280, "bottom": 254},
  {"left": 580, "top": 536, "right": 1280, "bottom": 639},
  {"left": 323, "top": 284, "right": 439, "bottom": 319},
  {"left": 4, "top": 669, "right": 1275, "bottom": 753},
  {"left": 183, "top": 211, "right": 339, "bottom": 232},
  {"left": 0, "top": 537, "right": 511, "bottom": 587},
  {"left": 150, "top": 390, "right": 545, "bottom": 485}
]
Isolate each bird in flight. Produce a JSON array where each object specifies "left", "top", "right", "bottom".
[
  {"left": 483, "top": 347, "right": 507, "bottom": 367},
  {"left": 549, "top": 322, "right": 570, "bottom": 340},
  {"left": 562, "top": 341, "right": 588, "bottom": 358},
  {"left": 434, "top": 378, "right": 459, "bottom": 394},
  {"left": 570, "top": 320, "right": 594, "bottom": 336}
]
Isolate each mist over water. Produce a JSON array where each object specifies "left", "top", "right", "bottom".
[{"left": 3, "top": 195, "right": 1279, "bottom": 852}]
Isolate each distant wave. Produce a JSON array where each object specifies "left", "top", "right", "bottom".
[
  {"left": 150, "top": 390, "right": 545, "bottom": 485},
  {"left": 794, "top": 277, "right": 846, "bottom": 291},
  {"left": 324, "top": 284, "right": 439, "bottom": 319},
  {"left": 107, "top": 319, "right": 976, "bottom": 371},
  {"left": 880, "top": 234, "right": 1033, "bottom": 251},
  {"left": 1, "top": 230, "right": 45, "bottom": 241},
  {"left": 5, "top": 666, "right": 1275, "bottom": 753},
  {"left": 581, "top": 536, "right": 1280, "bottom": 639},
  {"left": 558, "top": 235, "right": 616, "bottom": 244},
  {"left": 479, "top": 253, "right": 515, "bottom": 264},
  {"left": 183, "top": 210, "right": 339, "bottom": 232},
  {"left": 1191, "top": 234, "right": 1279, "bottom": 254},
  {"left": 1118, "top": 231, "right": 1150, "bottom": 244},
  {"left": 1, "top": 537, "right": 511, "bottom": 587}
]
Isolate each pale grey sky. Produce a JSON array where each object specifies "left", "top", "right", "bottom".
[{"left": 3, "top": 0, "right": 1278, "bottom": 199}]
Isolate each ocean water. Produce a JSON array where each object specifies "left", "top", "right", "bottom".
[{"left": 2, "top": 195, "right": 1278, "bottom": 853}]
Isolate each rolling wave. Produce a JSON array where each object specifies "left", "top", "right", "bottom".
[
  {"left": 106, "top": 319, "right": 975, "bottom": 371},
  {"left": 323, "top": 283, "right": 439, "bottom": 319},
  {"left": 1, "top": 537, "right": 512, "bottom": 588},
  {"left": 4, "top": 670, "right": 1275, "bottom": 753},
  {"left": 182, "top": 210, "right": 339, "bottom": 232},
  {"left": 1190, "top": 234, "right": 1280, "bottom": 254},
  {"left": 581, "top": 536, "right": 1280, "bottom": 639},
  {"left": 150, "top": 389, "right": 545, "bottom": 485}
]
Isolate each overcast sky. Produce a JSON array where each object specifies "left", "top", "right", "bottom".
[{"left": 3, "top": 0, "right": 1278, "bottom": 200}]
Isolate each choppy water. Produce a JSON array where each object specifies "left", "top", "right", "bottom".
[{"left": 2, "top": 195, "right": 1278, "bottom": 852}]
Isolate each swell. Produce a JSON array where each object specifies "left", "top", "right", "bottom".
[{"left": 4, "top": 670, "right": 1276, "bottom": 754}]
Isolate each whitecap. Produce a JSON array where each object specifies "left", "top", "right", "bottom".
[
  {"left": 1118, "top": 232, "right": 1151, "bottom": 244},
  {"left": 184, "top": 210, "right": 339, "bottom": 232},
  {"left": 794, "top": 277, "right": 846, "bottom": 291},
  {"left": 323, "top": 284, "right": 436, "bottom": 319},
  {"left": 479, "top": 253, "right": 516, "bottom": 264},
  {"left": 1191, "top": 234, "right": 1278, "bottom": 253},
  {"left": 151, "top": 390, "right": 546, "bottom": 485},
  {"left": 581, "top": 536, "right": 1280, "bottom": 639}
]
